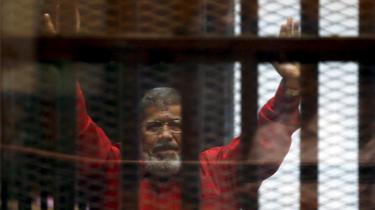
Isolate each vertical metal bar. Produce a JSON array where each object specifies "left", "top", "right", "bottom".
[
  {"left": 58, "top": 0, "right": 78, "bottom": 35},
  {"left": 120, "top": 59, "right": 140, "bottom": 210},
  {"left": 0, "top": 153, "right": 8, "bottom": 210},
  {"left": 52, "top": 0, "right": 78, "bottom": 207},
  {"left": 238, "top": 59, "right": 258, "bottom": 210},
  {"left": 18, "top": 140, "right": 33, "bottom": 210},
  {"left": 239, "top": 0, "right": 259, "bottom": 209},
  {"left": 54, "top": 62, "right": 76, "bottom": 210},
  {"left": 240, "top": 0, "right": 258, "bottom": 35},
  {"left": 171, "top": 0, "right": 203, "bottom": 35},
  {"left": 300, "top": 0, "right": 319, "bottom": 36},
  {"left": 18, "top": 71, "right": 40, "bottom": 210},
  {"left": 300, "top": 1, "right": 319, "bottom": 209},
  {"left": 204, "top": 0, "right": 234, "bottom": 35},
  {"left": 299, "top": 64, "right": 318, "bottom": 210},
  {"left": 34, "top": 66, "right": 46, "bottom": 210},
  {"left": 38, "top": 65, "right": 58, "bottom": 210},
  {"left": 359, "top": 1, "right": 375, "bottom": 209},
  {"left": 180, "top": 65, "right": 202, "bottom": 210},
  {"left": 202, "top": 0, "right": 235, "bottom": 147},
  {"left": 359, "top": 0, "right": 375, "bottom": 36},
  {"left": 358, "top": 63, "right": 375, "bottom": 210},
  {"left": 0, "top": 29, "right": 8, "bottom": 210},
  {"left": 106, "top": 0, "right": 137, "bottom": 34}
]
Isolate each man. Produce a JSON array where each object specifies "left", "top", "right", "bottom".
[
  {"left": 77, "top": 70, "right": 300, "bottom": 210},
  {"left": 77, "top": 22, "right": 300, "bottom": 210},
  {"left": 45, "top": 11, "right": 301, "bottom": 210}
]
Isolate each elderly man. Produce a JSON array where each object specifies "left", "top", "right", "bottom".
[
  {"left": 75, "top": 20, "right": 301, "bottom": 210},
  {"left": 77, "top": 70, "right": 300, "bottom": 210},
  {"left": 44, "top": 9, "right": 301, "bottom": 209}
]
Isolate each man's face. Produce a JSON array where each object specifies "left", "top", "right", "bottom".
[{"left": 141, "top": 105, "right": 182, "bottom": 177}]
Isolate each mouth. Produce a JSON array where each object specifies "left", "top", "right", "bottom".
[
  {"left": 153, "top": 145, "right": 179, "bottom": 153},
  {"left": 152, "top": 144, "right": 179, "bottom": 159}
]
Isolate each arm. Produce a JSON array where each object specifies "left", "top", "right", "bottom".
[
  {"left": 42, "top": 9, "right": 121, "bottom": 168},
  {"left": 200, "top": 80, "right": 300, "bottom": 164},
  {"left": 199, "top": 81, "right": 300, "bottom": 208},
  {"left": 76, "top": 83, "right": 121, "bottom": 171},
  {"left": 200, "top": 17, "right": 301, "bottom": 179},
  {"left": 76, "top": 84, "right": 121, "bottom": 209}
]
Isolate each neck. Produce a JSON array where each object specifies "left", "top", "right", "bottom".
[{"left": 145, "top": 173, "right": 179, "bottom": 189}]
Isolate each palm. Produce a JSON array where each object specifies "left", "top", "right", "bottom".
[{"left": 274, "top": 63, "right": 300, "bottom": 80}]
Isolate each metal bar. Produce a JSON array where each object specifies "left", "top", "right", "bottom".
[
  {"left": 18, "top": 158, "right": 32, "bottom": 210},
  {"left": 11, "top": 37, "right": 373, "bottom": 62},
  {"left": 360, "top": 0, "right": 375, "bottom": 36},
  {"left": 51, "top": 21, "right": 77, "bottom": 210},
  {"left": 18, "top": 86, "right": 39, "bottom": 210},
  {"left": 119, "top": 60, "right": 140, "bottom": 210},
  {"left": 57, "top": 0, "right": 78, "bottom": 35},
  {"left": 238, "top": 59, "right": 259, "bottom": 210},
  {"left": 38, "top": 64, "right": 59, "bottom": 210},
  {"left": 0, "top": 32, "right": 8, "bottom": 210},
  {"left": 204, "top": 0, "right": 234, "bottom": 35},
  {"left": 359, "top": 1, "right": 375, "bottom": 209},
  {"left": 180, "top": 64, "right": 202, "bottom": 210},
  {"left": 239, "top": 1, "right": 259, "bottom": 209},
  {"left": 299, "top": 64, "right": 318, "bottom": 210},
  {"left": 105, "top": 0, "right": 137, "bottom": 34},
  {"left": 301, "top": 0, "right": 319, "bottom": 36},
  {"left": 16, "top": 69, "right": 44, "bottom": 210},
  {"left": 300, "top": 1, "right": 319, "bottom": 209},
  {"left": 358, "top": 63, "right": 375, "bottom": 210},
  {"left": 202, "top": 0, "right": 235, "bottom": 146},
  {"left": 241, "top": 0, "right": 258, "bottom": 35},
  {"left": 170, "top": 0, "right": 203, "bottom": 35},
  {"left": 54, "top": 62, "right": 76, "bottom": 210}
]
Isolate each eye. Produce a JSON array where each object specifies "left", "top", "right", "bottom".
[
  {"left": 145, "top": 122, "right": 163, "bottom": 132},
  {"left": 168, "top": 120, "right": 182, "bottom": 132}
]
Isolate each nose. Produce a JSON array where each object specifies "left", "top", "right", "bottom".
[{"left": 158, "top": 124, "right": 174, "bottom": 140}]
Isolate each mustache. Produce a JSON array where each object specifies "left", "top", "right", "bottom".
[{"left": 152, "top": 141, "right": 179, "bottom": 153}]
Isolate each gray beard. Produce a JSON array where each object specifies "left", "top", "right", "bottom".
[{"left": 143, "top": 151, "right": 182, "bottom": 178}]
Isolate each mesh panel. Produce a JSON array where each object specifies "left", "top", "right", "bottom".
[
  {"left": 319, "top": 62, "right": 359, "bottom": 210},
  {"left": 1, "top": 1, "right": 374, "bottom": 210},
  {"left": 319, "top": 1, "right": 359, "bottom": 209}
]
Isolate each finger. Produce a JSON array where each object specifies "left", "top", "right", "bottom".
[
  {"left": 280, "top": 24, "right": 288, "bottom": 37},
  {"left": 287, "top": 17, "right": 294, "bottom": 26},
  {"left": 292, "top": 21, "right": 300, "bottom": 37},
  {"left": 43, "top": 13, "right": 57, "bottom": 34},
  {"left": 75, "top": 7, "right": 81, "bottom": 33},
  {"left": 286, "top": 17, "right": 293, "bottom": 37}
]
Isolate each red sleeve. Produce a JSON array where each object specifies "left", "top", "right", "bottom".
[
  {"left": 200, "top": 81, "right": 300, "bottom": 179},
  {"left": 76, "top": 83, "right": 121, "bottom": 171},
  {"left": 258, "top": 80, "right": 300, "bottom": 135}
]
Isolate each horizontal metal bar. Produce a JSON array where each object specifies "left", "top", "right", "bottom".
[{"left": 3, "top": 36, "right": 375, "bottom": 62}]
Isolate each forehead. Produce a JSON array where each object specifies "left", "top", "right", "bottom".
[{"left": 143, "top": 105, "right": 181, "bottom": 121}]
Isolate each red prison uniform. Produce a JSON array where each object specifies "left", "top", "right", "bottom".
[{"left": 76, "top": 82, "right": 300, "bottom": 210}]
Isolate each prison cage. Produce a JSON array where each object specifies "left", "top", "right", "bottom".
[{"left": 1, "top": 0, "right": 375, "bottom": 210}]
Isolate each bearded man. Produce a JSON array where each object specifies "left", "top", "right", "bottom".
[{"left": 62, "top": 9, "right": 302, "bottom": 207}]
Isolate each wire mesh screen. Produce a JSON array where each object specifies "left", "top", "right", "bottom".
[{"left": 1, "top": 0, "right": 375, "bottom": 210}]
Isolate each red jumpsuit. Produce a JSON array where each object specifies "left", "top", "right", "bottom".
[{"left": 76, "top": 83, "right": 300, "bottom": 210}]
